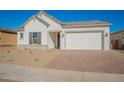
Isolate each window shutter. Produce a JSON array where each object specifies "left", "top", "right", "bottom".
[
  {"left": 38, "top": 32, "right": 41, "bottom": 44},
  {"left": 29, "top": 32, "right": 32, "bottom": 44}
]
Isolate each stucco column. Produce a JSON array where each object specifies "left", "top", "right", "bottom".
[
  {"left": 104, "top": 27, "right": 110, "bottom": 50},
  {"left": 60, "top": 30, "right": 65, "bottom": 50}
]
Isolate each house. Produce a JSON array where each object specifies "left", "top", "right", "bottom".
[
  {"left": 0, "top": 28, "right": 17, "bottom": 46},
  {"left": 17, "top": 11, "right": 111, "bottom": 50},
  {"left": 111, "top": 30, "right": 124, "bottom": 49}
]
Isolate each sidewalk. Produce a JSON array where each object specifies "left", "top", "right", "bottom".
[{"left": 0, "top": 63, "right": 124, "bottom": 82}]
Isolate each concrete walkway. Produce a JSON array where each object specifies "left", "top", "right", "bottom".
[{"left": 0, "top": 64, "right": 124, "bottom": 82}]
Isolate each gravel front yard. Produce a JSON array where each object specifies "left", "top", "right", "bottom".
[
  {"left": 0, "top": 47, "right": 59, "bottom": 67},
  {"left": 46, "top": 50, "right": 124, "bottom": 74},
  {"left": 0, "top": 47, "right": 124, "bottom": 74}
]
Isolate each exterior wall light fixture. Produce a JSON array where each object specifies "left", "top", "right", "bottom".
[
  {"left": 61, "top": 33, "right": 64, "bottom": 37},
  {"left": 105, "top": 33, "right": 108, "bottom": 37}
]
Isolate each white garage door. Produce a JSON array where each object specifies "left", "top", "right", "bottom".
[{"left": 65, "top": 32, "right": 103, "bottom": 50}]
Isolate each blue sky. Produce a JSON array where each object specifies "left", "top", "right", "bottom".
[{"left": 0, "top": 10, "right": 124, "bottom": 32}]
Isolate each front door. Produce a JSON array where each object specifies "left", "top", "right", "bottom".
[{"left": 56, "top": 32, "right": 60, "bottom": 49}]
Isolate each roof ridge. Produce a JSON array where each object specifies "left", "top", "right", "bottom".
[{"left": 41, "top": 11, "right": 61, "bottom": 24}]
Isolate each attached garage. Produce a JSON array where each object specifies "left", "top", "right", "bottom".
[
  {"left": 65, "top": 31, "right": 103, "bottom": 50},
  {"left": 60, "top": 20, "right": 111, "bottom": 51}
]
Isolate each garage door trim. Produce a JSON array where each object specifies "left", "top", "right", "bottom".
[{"left": 65, "top": 31, "right": 104, "bottom": 50}]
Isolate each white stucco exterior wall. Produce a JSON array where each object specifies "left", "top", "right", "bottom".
[
  {"left": 39, "top": 14, "right": 61, "bottom": 31},
  {"left": 25, "top": 18, "right": 48, "bottom": 46},
  {"left": 17, "top": 13, "right": 62, "bottom": 48},
  {"left": 104, "top": 27, "right": 110, "bottom": 50},
  {"left": 60, "top": 30, "right": 65, "bottom": 49},
  {"left": 48, "top": 32, "right": 55, "bottom": 49},
  {"left": 18, "top": 17, "right": 48, "bottom": 46},
  {"left": 17, "top": 31, "right": 29, "bottom": 45},
  {"left": 39, "top": 14, "right": 61, "bottom": 48}
]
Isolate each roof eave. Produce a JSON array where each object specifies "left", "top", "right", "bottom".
[
  {"left": 0, "top": 30, "right": 17, "bottom": 34},
  {"left": 62, "top": 24, "right": 111, "bottom": 28}
]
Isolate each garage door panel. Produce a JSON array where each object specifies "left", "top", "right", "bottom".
[{"left": 65, "top": 32, "right": 103, "bottom": 50}]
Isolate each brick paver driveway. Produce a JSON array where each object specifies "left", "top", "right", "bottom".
[{"left": 46, "top": 50, "right": 124, "bottom": 74}]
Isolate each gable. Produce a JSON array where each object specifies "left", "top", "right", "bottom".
[
  {"left": 22, "top": 15, "right": 49, "bottom": 29},
  {"left": 24, "top": 17, "right": 47, "bottom": 32},
  {"left": 21, "top": 12, "right": 62, "bottom": 32},
  {"left": 38, "top": 12, "right": 62, "bottom": 31},
  {"left": 34, "top": 16, "right": 49, "bottom": 27}
]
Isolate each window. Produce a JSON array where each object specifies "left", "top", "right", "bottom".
[
  {"left": 20, "top": 33, "right": 24, "bottom": 39},
  {"left": 29, "top": 32, "right": 41, "bottom": 44},
  {"left": 32, "top": 32, "right": 38, "bottom": 44}
]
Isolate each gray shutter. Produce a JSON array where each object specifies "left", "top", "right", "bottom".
[
  {"left": 29, "top": 32, "right": 32, "bottom": 44},
  {"left": 38, "top": 32, "right": 41, "bottom": 44}
]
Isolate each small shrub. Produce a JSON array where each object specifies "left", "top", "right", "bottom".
[
  {"left": 1, "top": 55, "right": 4, "bottom": 58},
  {"left": 28, "top": 49, "right": 33, "bottom": 54},
  {"left": 34, "top": 58, "right": 38, "bottom": 62},
  {"left": 7, "top": 50, "right": 10, "bottom": 53},
  {"left": 8, "top": 59, "right": 14, "bottom": 62},
  {"left": 29, "top": 50, "right": 33, "bottom": 54},
  {"left": 24, "top": 48, "right": 27, "bottom": 51}
]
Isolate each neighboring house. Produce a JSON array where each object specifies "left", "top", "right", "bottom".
[
  {"left": 0, "top": 28, "right": 17, "bottom": 46},
  {"left": 17, "top": 11, "right": 111, "bottom": 50},
  {"left": 111, "top": 30, "right": 124, "bottom": 49}
]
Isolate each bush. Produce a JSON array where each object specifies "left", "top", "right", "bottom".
[
  {"left": 7, "top": 50, "right": 10, "bottom": 53},
  {"left": 29, "top": 49, "right": 33, "bottom": 54},
  {"left": 34, "top": 58, "right": 38, "bottom": 62}
]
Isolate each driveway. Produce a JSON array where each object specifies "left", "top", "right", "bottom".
[{"left": 46, "top": 50, "right": 124, "bottom": 74}]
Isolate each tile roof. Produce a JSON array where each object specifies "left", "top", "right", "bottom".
[
  {"left": 62, "top": 21, "right": 111, "bottom": 27},
  {"left": 18, "top": 11, "right": 112, "bottom": 31},
  {"left": 111, "top": 30, "right": 124, "bottom": 35}
]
